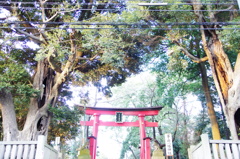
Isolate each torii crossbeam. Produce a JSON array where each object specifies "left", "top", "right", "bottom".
[{"left": 79, "top": 106, "right": 163, "bottom": 159}]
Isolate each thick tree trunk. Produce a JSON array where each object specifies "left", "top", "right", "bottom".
[
  {"left": 200, "top": 27, "right": 239, "bottom": 139},
  {"left": 199, "top": 62, "right": 221, "bottom": 140},
  {"left": 5, "top": 59, "right": 63, "bottom": 141},
  {"left": 226, "top": 58, "right": 240, "bottom": 139},
  {"left": 20, "top": 60, "right": 55, "bottom": 140},
  {"left": 1, "top": 28, "right": 77, "bottom": 141},
  {"left": 204, "top": 36, "right": 240, "bottom": 139},
  {"left": 0, "top": 89, "right": 19, "bottom": 141},
  {"left": 19, "top": 54, "right": 74, "bottom": 140},
  {"left": 193, "top": 0, "right": 240, "bottom": 139}
]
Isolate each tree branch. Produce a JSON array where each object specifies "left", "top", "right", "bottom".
[
  {"left": 178, "top": 46, "right": 208, "bottom": 63},
  {"left": 46, "top": 7, "right": 82, "bottom": 22},
  {"left": 47, "top": 55, "right": 62, "bottom": 73},
  {"left": 210, "top": 4, "right": 234, "bottom": 15},
  {"left": 40, "top": 0, "right": 46, "bottom": 22},
  {"left": 14, "top": 28, "right": 45, "bottom": 44},
  {"left": 193, "top": 1, "right": 227, "bottom": 107},
  {"left": 173, "top": 40, "right": 208, "bottom": 63},
  {"left": 128, "top": 146, "right": 137, "bottom": 159}
]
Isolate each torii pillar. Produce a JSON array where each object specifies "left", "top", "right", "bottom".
[{"left": 79, "top": 106, "right": 163, "bottom": 159}]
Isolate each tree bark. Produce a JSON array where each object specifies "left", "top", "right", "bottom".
[
  {"left": 0, "top": 89, "right": 19, "bottom": 141},
  {"left": 192, "top": 0, "right": 239, "bottom": 139},
  {"left": 0, "top": 0, "right": 136, "bottom": 142},
  {"left": 199, "top": 62, "right": 221, "bottom": 140},
  {"left": 200, "top": 30, "right": 240, "bottom": 139},
  {"left": 19, "top": 55, "right": 74, "bottom": 140},
  {"left": 19, "top": 60, "right": 55, "bottom": 140}
]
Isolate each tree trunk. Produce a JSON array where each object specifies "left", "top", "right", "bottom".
[
  {"left": 0, "top": 27, "right": 78, "bottom": 141},
  {"left": 0, "top": 89, "right": 19, "bottom": 141},
  {"left": 219, "top": 102, "right": 230, "bottom": 139},
  {"left": 199, "top": 62, "right": 221, "bottom": 140},
  {"left": 193, "top": 0, "right": 239, "bottom": 139},
  {"left": 226, "top": 60, "right": 240, "bottom": 139},
  {"left": 152, "top": 116, "right": 156, "bottom": 139},
  {"left": 202, "top": 35, "right": 240, "bottom": 139},
  {"left": 19, "top": 57, "right": 73, "bottom": 141}
]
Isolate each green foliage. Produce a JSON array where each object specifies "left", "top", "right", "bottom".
[
  {"left": 0, "top": 60, "right": 39, "bottom": 99},
  {"left": 48, "top": 105, "right": 83, "bottom": 144},
  {"left": 153, "top": 58, "right": 201, "bottom": 107},
  {"left": 0, "top": 51, "right": 39, "bottom": 131},
  {"left": 63, "top": 139, "right": 82, "bottom": 159},
  {"left": 35, "top": 30, "right": 69, "bottom": 62},
  {"left": 105, "top": 72, "right": 196, "bottom": 158},
  {"left": 220, "top": 18, "right": 240, "bottom": 65},
  {"left": 120, "top": 127, "right": 140, "bottom": 159},
  {"left": 0, "top": 0, "right": 238, "bottom": 156},
  {"left": 81, "top": 28, "right": 130, "bottom": 67},
  {"left": 119, "top": 2, "right": 149, "bottom": 23},
  {"left": 173, "top": 139, "right": 189, "bottom": 159},
  {"left": 0, "top": 0, "right": 153, "bottom": 143},
  {"left": 109, "top": 72, "right": 160, "bottom": 108}
]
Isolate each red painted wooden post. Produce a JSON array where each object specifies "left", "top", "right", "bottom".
[
  {"left": 138, "top": 114, "right": 146, "bottom": 159},
  {"left": 144, "top": 137, "right": 152, "bottom": 159},
  {"left": 88, "top": 136, "right": 96, "bottom": 159},
  {"left": 92, "top": 113, "right": 100, "bottom": 159}
]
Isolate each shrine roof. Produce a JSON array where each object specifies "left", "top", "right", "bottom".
[
  {"left": 78, "top": 105, "right": 163, "bottom": 116},
  {"left": 78, "top": 105, "right": 163, "bottom": 111}
]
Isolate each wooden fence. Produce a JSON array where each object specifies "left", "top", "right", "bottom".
[
  {"left": 0, "top": 135, "right": 59, "bottom": 159},
  {"left": 188, "top": 134, "right": 240, "bottom": 159}
]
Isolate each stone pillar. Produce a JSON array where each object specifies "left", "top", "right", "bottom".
[
  {"left": 78, "top": 149, "right": 91, "bottom": 159},
  {"left": 151, "top": 143, "right": 165, "bottom": 159}
]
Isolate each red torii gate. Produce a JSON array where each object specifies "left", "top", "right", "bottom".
[{"left": 80, "top": 106, "right": 163, "bottom": 159}]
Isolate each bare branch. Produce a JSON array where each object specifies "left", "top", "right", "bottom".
[
  {"left": 40, "top": 0, "right": 47, "bottom": 22},
  {"left": 45, "top": 12, "right": 59, "bottom": 22},
  {"left": 46, "top": 8, "right": 82, "bottom": 22},
  {"left": 128, "top": 147, "right": 137, "bottom": 159},
  {"left": 173, "top": 40, "right": 208, "bottom": 63},
  {"left": 14, "top": 28, "right": 45, "bottom": 44},
  {"left": 210, "top": 4, "right": 234, "bottom": 15},
  {"left": 179, "top": 46, "right": 208, "bottom": 63}
]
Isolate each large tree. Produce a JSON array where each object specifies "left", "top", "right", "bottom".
[
  {"left": 176, "top": 0, "right": 240, "bottom": 139},
  {"left": 192, "top": 0, "right": 240, "bottom": 139},
  {"left": 143, "top": 0, "right": 239, "bottom": 139},
  {"left": 0, "top": 0, "right": 148, "bottom": 141}
]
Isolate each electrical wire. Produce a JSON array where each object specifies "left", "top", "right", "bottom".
[
  {"left": 1, "top": 6, "right": 237, "bottom": 12},
  {"left": 1, "top": 26, "right": 239, "bottom": 30},
  {"left": 0, "top": 1, "right": 236, "bottom": 5},
  {"left": 1, "top": 21, "right": 240, "bottom": 26},
  {"left": 0, "top": 1, "right": 238, "bottom": 31}
]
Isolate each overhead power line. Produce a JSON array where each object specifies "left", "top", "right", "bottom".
[
  {"left": 0, "top": 1, "right": 237, "bottom": 5},
  {"left": 1, "top": 6, "right": 237, "bottom": 12},
  {"left": 1, "top": 21, "right": 240, "bottom": 26},
  {"left": 0, "top": 1, "right": 238, "bottom": 31},
  {"left": 1, "top": 26, "right": 239, "bottom": 30}
]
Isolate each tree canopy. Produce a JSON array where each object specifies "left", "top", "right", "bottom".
[
  {"left": 0, "top": 0, "right": 150, "bottom": 141},
  {"left": 0, "top": 1, "right": 240, "bottom": 156}
]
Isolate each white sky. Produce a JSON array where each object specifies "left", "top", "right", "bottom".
[{"left": 97, "top": 126, "right": 124, "bottom": 159}]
